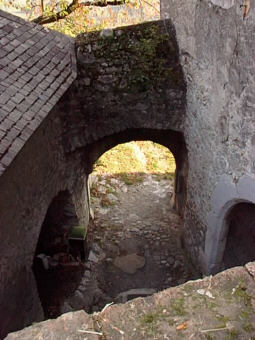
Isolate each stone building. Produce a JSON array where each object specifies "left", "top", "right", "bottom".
[{"left": 0, "top": 0, "right": 255, "bottom": 337}]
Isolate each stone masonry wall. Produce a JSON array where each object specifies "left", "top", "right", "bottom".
[
  {"left": 62, "top": 19, "right": 186, "bottom": 154},
  {"left": 0, "top": 94, "right": 90, "bottom": 339},
  {"left": 4, "top": 6, "right": 254, "bottom": 335},
  {"left": 161, "top": 0, "right": 255, "bottom": 272},
  {"left": 0, "top": 19, "right": 188, "bottom": 338},
  {"left": 59, "top": 19, "right": 189, "bottom": 213}
]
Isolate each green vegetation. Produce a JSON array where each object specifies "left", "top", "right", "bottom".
[
  {"left": 139, "top": 308, "right": 170, "bottom": 336},
  {"left": 141, "top": 313, "right": 158, "bottom": 324},
  {"left": 118, "top": 172, "right": 145, "bottom": 185},
  {"left": 224, "top": 329, "right": 239, "bottom": 340},
  {"left": 242, "top": 322, "right": 254, "bottom": 333},
  {"left": 140, "top": 312, "right": 159, "bottom": 336},
  {"left": 207, "top": 301, "right": 217, "bottom": 310},
  {"left": 69, "top": 225, "right": 87, "bottom": 239},
  {"left": 78, "top": 22, "right": 181, "bottom": 93},
  {"left": 205, "top": 334, "right": 215, "bottom": 340},
  {"left": 215, "top": 314, "right": 230, "bottom": 328},
  {"left": 0, "top": 0, "right": 159, "bottom": 37},
  {"left": 126, "top": 24, "right": 180, "bottom": 92},
  {"left": 93, "top": 141, "right": 175, "bottom": 184},
  {"left": 170, "top": 296, "right": 186, "bottom": 316},
  {"left": 232, "top": 281, "right": 252, "bottom": 307},
  {"left": 182, "top": 284, "right": 193, "bottom": 294}
]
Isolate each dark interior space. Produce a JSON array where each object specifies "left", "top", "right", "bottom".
[
  {"left": 223, "top": 202, "right": 255, "bottom": 269},
  {"left": 33, "top": 190, "right": 85, "bottom": 318}
]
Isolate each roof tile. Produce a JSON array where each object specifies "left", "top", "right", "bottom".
[{"left": 0, "top": 9, "right": 77, "bottom": 176}]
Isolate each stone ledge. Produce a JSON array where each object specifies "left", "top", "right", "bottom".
[{"left": 5, "top": 263, "right": 255, "bottom": 339}]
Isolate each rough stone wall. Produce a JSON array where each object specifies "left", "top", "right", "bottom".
[
  {"left": 61, "top": 19, "right": 189, "bottom": 213},
  {"left": 0, "top": 94, "right": 90, "bottom": 339},
  {"left": 60, "top": 19, "right": 189, "bottom": 213},
  {"left": 0, "top": 19, "right": 189, "bottom": 338},
  {"left": 161, "top": 0, "right": 255, "bottom": 272},
  {"left": 4, "top": 7, "right": 255, "bottom": 334},
  {"left": 62, "top": 20, "right": 186, "bottom": 154}
]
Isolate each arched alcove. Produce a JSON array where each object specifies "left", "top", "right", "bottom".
[
  {"left": 34, "top": 190, "right": 78, "bottom": 255},
  {"left": 205, "top": 175, "right": 255, "bottom": 274},
  {"left": 33, "top": 190, "right": 84, "bottom": 318},
  {"left": 223, "top": 202, "right": 255, "bottom": 269}
]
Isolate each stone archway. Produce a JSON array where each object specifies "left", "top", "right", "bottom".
[
  {"left": 85, "top": 128, "right": 188, "bottom": 216},
  {"left": 62, "top": 131, "right": 197, "bottom": 313}
]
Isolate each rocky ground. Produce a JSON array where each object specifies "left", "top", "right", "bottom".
[
  {"left": 59, "top": 172, "right": 199, "bottom": 315},
  {"left": 35, "top": 141, "right": 200, "bottom": 318}
]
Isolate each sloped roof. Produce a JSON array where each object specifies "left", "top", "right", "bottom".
[{"left": 0, "top": 10, "right": 76, "bottom": 176}]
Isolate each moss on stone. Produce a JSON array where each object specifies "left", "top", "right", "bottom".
[
  {"left": 242, "top": 322, "right": 255, "bottom": 333},
  {"left": 215, "top": 314, "right": 230, "bottom": 328},
  {"left": 76, "top": 21, "right": 183, "bottom": 94},
  {"left": 170, "top": 296, "right": 187, "bottom": 316},
  {"left": 224, "top": 329, "right": 239, "bottom": 339}
]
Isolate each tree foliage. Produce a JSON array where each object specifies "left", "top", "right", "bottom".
[
  {"left": 0, "top": 0, "right": 159, "bottom": 36},
  {"left": 0, "top": 0, "right": 128, "bottom": 24}
]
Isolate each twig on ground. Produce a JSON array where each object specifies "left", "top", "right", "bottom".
[
  {"left": 206, "top": 275, "right": 212, "bottom": 291},
  {"left": 101, "top": 302, "right": 114, "bottom": 313},
  {"left": 201, "top": 327, "right": 228, "bottom": 333},
  {"left": 78, "top": 330, "right": 103, "bottom": 335},
  {"left": 102, "top": 318, "right": 125, "bottom": 334}
]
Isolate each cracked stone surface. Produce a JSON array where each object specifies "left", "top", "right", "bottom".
[{"left": 6, "top": 264, "right": 255, "bottom": 339}]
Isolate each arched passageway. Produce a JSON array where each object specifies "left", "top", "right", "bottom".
[
  {"left": 32, "top": 128, "right": 193, "bottom": 317},
  {"left": 223, "top": 202, "right": 255, "bottom": 269},
  {"left": 85, "top": 128, "right": 188, "bottom": 216},
  {"left": 72, "top": 136, "right": 199, "bottom": 312}
]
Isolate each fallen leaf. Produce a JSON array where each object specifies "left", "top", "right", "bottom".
[{"left": 176, "top": 322, "right": 187, "bottom": 330}]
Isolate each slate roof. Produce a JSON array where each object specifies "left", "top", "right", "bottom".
[{"left": 0, "top": 10, "right": 77, "bottom": 176}]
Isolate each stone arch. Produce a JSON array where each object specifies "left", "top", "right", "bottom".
[
  {"left": 85, "top": 128, "right": 188, "bottom": 216},
  {"left": 205, "top": 175, "right": 255, "bottom": 274}
]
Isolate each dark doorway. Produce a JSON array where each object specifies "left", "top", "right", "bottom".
[
  {"left": 33, "top": 191, "right": 85, "bottom": 318},
  {"left": 223, "top": 202, "right": 255, "bottom": 269}
]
